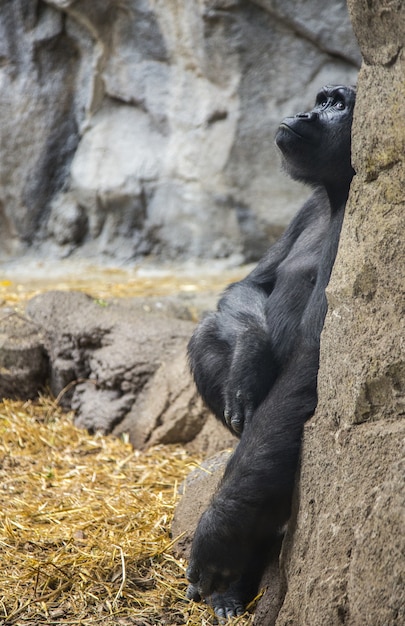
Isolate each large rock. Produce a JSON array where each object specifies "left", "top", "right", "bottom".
[
  {"left": 25, "top": 291, "right": 198, "bottom": 435},
  {"left": 253, "top": 2, "right": 405, "bottom": 624},
  {"left": 20, "top": 289, "right": 233, "bottom": 453},
  {"left": 0, "top": 1, "right": 80, "bottom": 254},
  {"left": 0, "top": 0, "right": 359, "bottom": 264},
  {"left": 114, "top": 350, "right": 209, "bottom": 448}
]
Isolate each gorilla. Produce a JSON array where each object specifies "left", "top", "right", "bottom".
[{"left": 186, "top": 85, "right": 356, "bottom": 619}]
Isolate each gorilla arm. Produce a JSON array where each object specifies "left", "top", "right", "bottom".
[{"left": 212, "top": 189, "right": 329, "bottom": 433}]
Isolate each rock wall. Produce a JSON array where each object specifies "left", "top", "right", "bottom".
[
  {"left": 0, "top": 0, "right": 359, "bottom": 264},
  {"left": 268, "top": 2, "right": 404, "bottom": 625}
]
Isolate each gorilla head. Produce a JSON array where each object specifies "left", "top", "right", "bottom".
[{"left": 275, "top": 85, "right": 356, "bottom": 190}]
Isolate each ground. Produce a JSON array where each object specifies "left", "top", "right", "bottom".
[{"left": 0, "top": 266, "right": 254, "bottom": 626}]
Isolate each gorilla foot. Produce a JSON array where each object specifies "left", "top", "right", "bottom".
[{"left": 187, "top": 581, "right": 245, "bottom": 622}]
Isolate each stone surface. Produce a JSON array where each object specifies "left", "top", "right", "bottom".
[
  {"left": 256, "top": 2, "right": 405, "bottom": 625},
  {"left": 0, "top": 1, "right": 80, "bottom": 255},
  {"left": 25, "top": 291, "right": 196, "bottom": 434},
  {"left": 185, "top": 412, "right": 237, "bottom": 458},
  {"left": 114, "top": 350, "right": 209, "bottom": 448},
  {"left": 0, "top": 309, "right": 48, "bottom": 399},
  {"left": 0, "top": 0, "right": 359, "bottom": 264},
  {"left": 171, "top": 451, "right": 232, "bottom": 559}
]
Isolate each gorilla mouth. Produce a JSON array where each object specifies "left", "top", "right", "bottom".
[{"left": 278, "top": 123, "right": 304, "bottom": 139}]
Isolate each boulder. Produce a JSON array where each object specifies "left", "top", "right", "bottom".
[
  {"left": 17, "top": 289, "right": 232, "bottom": 453},
  {"left": 171, "top": 451, "right": 233, "bottom": 559},
  {"left": 185, "top": 412, "right": 237, "bottom": 458},
  {"left": 25, "top": 290, "right": 196, "bottom": 434},
  {"left": 114, "top": 350, "right": 209, "bottom": 448}
]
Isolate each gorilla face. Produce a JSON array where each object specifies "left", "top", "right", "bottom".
[{"left": 275, "top": 85, "right": 356, "bottom": 188}]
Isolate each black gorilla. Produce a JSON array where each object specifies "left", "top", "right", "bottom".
[{"left": 186, "top": 85, "right": 356, "bottom": 618}]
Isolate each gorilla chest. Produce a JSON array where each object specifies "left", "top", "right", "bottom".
[{"left": 275, "top": 221, "right": 328, "bottom": 288}]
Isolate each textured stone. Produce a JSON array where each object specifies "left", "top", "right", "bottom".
[
  {"left": 0, "top": 0, "right": 79, "bottom": 253},
  {"left": 114, "top": 351, "right": 210, "bottom": 448},
  {"left": 25, "top": 291, "right": 196, "bottom": 433},
  {"left": 0, "top": 0, "right": 359, "bottom": 263},
  {"left": 185, "top": 412, "right": 237, "bottom": 458},
  {"left": 171, "top": 451, "right": 232, "bottom": 559},
  {"left": 0, "top": 286, "right": 235, "bottom": 451},
  {"left": 348, "top": 0, "right": 404, "bottom": 66},
  {"left": 0, "top": 309, "right": 48, "bottom": 399},
  {"left": 20, "top": 289, "right": 231, "bottom": 451}
]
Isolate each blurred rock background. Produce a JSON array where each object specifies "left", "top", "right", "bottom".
[{"left": 0, "top": 0, "right": 359, "bottom": 265}]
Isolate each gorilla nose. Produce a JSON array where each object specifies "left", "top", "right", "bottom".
[{"left": 295, "top": 111, "right": 318, "bottom": 121}]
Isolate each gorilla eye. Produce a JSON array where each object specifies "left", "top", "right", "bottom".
[{"left": 335, "top": 100, "right": 345, "bottom": 110}]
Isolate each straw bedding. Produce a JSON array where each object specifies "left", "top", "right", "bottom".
[
  {"left": 0, "top": 397, "right": 253, "bottom": 625},
  {"left": 0, "top": 275, "right": 254, "bottom": 625}
]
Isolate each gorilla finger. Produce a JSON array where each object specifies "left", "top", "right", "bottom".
[
  {"left": 214, "top": 607, "right": 226, "bottom": 620},
  {"left": 229, "top": 603, "right": 244, "bottom": 617},
  {"left": 230, "top": 415, "right": 243, "bottom": 434},
  {"left": 224, "top": 410, "right": 231, "bottom": 428},
  {"left": 245, "top": 407, "right": 254, "bottom": 423}
]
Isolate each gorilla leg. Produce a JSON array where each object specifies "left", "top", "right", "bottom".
[
  {"left": 189, "top": 315, "right": 280, "bottom": 435},
  {"left": 188, "top": 312, "right": 232, "bottom": 425},
  {"left": 186, "top": 342, "right": 319, "bottom": 604}
]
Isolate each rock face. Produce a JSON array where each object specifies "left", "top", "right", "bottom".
[
  {"left": 257, "top": 2, "right": 404, "bottom": 624},
  {"left": 2, "top": 289, "right": 233, "bottom": 453},
  {"left": 0, "top": 0, "right": 359, "bottom": 264},
  {"left": 25, "top": 291, "right": 196, "bottom": 434}
]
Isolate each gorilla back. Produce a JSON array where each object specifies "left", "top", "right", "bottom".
[{"left": 185, "top": 85, "right": 356, "bottom": 619}]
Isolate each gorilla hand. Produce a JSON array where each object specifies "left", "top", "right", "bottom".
[{"left": 224, "top": 333, "right": 277, "bottom": 435}]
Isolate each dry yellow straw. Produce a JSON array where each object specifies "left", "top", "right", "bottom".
[{"left": 0, "top": 397, "right": 253, "bottom": 625}]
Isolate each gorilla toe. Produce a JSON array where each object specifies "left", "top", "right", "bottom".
[{"left": 209, "top": 587, "right": 245, "bottom": 620}]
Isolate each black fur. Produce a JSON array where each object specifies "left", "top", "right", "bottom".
[{"left": 186, "top": 85, "right": 356, "bottom": 617}]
